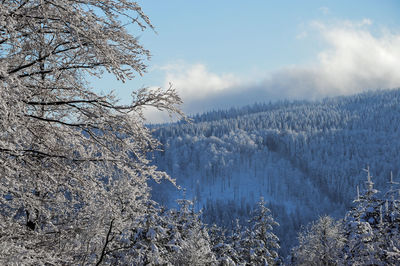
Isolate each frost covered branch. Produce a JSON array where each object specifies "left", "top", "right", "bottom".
[{"left": 0, "top": 0, "right": 182, "bottom": 264}]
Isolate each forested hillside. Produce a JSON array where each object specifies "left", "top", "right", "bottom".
[{"left": 150, "top": 89, "right": 400, "bottom": 254}]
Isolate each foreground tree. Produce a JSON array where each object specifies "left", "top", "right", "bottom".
[
  {"left": 209, "top": 223, "right": 237, "bottom": 265},
  {"left": 167, "top": 199, "right": 217, "bottom": 265},
  {"left": 343, "top": 170, "right": 400, "bottom": 265},
  {"left": 290, "top": 169, "right": 400, "bottom": 265},
  {"left": 240, "top": 198, "right": 280, "bottom": 265},
  {"left": 0, "top": 1, "right": 182, "bottom": 264},
  {"left": 343, "top": 169, "right": 383, "bottom": 265},
  {"left": 229, "top": 218, "right": 247, "bottom": 265},
  {"left": 290, "top": 216, "right": 345, "bottom": 265}
]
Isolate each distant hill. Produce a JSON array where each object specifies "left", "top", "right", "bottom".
[{"left": 149, "top": 88, "right": 400, "bottom": 255}]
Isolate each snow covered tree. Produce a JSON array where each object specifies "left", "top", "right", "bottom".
[
  {"left": 378, "top": 173, "right": 400, "bottom": 263},
  {"left": 0, "top": 1, "right": 182, "bottom": 264},
  {"left": 229, "top": 218, "right": 247, "bottom": 265},
  {"left": 290, "top": 215, "right": 345, "bottom": 265},
  {"left": 167, "top": 199, "right": 217, "bottom": 265},
  {"left": 125, "top": 202, "right": 172, "bottom": 265},
  {"left": 241, "top": 198, "right": 280, "bottom": 265},
  {"left": 209, "top": 223, "right": 237, "bottom": 265},
  {"left": 343, "top": 168, "right": 384, "bottom": 265},
  {"left": 289, "top": 170, "right": 400, "bottom": 265}
]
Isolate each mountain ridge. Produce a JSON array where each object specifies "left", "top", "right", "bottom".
[{"left": 149, "top": 88, "right": 400, "bottom": 254}]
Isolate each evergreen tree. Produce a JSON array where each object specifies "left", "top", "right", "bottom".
[
  {"left": 343, "top": 168, "right": 384, "bottom": 265},
  {"left": 209, "top": 223, "right": 236, "bottom": 265},
  {"left": 229, "top": 219, "right": 247, "bottom": 265},
  {"left": 290, "top": 169, "right": 400, "bottom": 265},
  {"left": 241, "top": 198, "right": 280, "bottom": 265},
  {"left": 167, "top": 199, "right": 217, "bottom": 265},
  {"left": 375, "top": 172, "right": 400, "bottom": 263}
]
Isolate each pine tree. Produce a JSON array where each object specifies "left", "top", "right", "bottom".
[
  {"left": 209, "top": 223, "right": 236, "bottom": 265},
  {"left": 241, "top": 198, "right": 280, "bottom": 265},
  {"left": 167, "top": 199, "right": 217, "bottom": 265},
  {"left": 229, "top": 218, "right": 247, "bottom": 265},
  {"left": 376, "top": 172, "right": 400, "bottom": 263},
  {"left": 343, "top": 168, "right": 383, "bottom": 265}
]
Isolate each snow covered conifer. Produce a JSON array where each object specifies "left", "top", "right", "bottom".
[
  {"left": 376, "top": 172, "right": 400, "bottom": 263},
  {"left": 209, "top": 223, "right": 237, "bottom": 265},
  {"left": 229, "top": 218, "right": 247, "bottom": 265},
  {"left": 241, "top": 198, "right": 280, "bottom": 265},
  {"left": 343, "top": 168, "right": 383, "bottom": 265},
  {"left": 167, "top": 199, "right": 217, "bottom": 265}
]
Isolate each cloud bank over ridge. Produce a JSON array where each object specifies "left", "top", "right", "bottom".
[{"left": 145, "top": 20, "right": 400, "bottom": 123}]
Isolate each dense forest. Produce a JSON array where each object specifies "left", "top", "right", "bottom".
[
  {"left": 2, "top": 0, "right": 399, "bottom": 264},
  {"left": 150, "top": 88, "right": 400, "bottom": 255}
]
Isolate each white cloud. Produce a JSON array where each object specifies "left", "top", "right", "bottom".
[
  {"left": 142, "top": 106, "right": 180, "bottom": 124},
  {"left": 162, "top": 62, "right": 241, "bottom": 100},
  {"left": 304, "top": 20, "right": 400, "bottom": 95},
  {"left": 144, "top": 20, "right": 400, "bottom": 123},
  {"left": 143, "top": 63, "right": 243, "bottom": 123}
]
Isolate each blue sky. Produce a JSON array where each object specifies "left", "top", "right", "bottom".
[{"left": 90, "top": 1, "right": 400, "bottom": 122}]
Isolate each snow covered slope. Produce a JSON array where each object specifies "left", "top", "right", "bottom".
[{"left": 149, "top": 89, "right": 400, "bottom": 253}]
